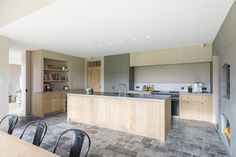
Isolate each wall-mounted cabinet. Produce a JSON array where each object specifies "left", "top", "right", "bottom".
[
  {"left": 130, "top": 44, "right": 212, "bottom": 67},
  {"left": 104, "top": 54, "right": 134, "bottom": 92}
]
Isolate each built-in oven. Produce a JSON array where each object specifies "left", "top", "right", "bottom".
[
  {"left": 151, "top": 91, "right": 180, "bottom": 117},
  {"left": 169, "top": 91, "right": 180, "bottom": 117},
  {"left": 171, "top": 98, "right": 179, "bottom": 117}
]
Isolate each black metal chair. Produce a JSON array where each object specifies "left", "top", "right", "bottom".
[
  {"left": 53, "top": 129, "right": 91, "bottom": 157},
  {"left": 0, "top": 114, "right": 18, "bottom": 135},
  {"left": 20, "top": 120, "right": 47, "bottom": 146}
]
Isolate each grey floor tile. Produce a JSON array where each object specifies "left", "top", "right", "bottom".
[{"left": 8, "top": 113, "right": 229, "bottom": 157}]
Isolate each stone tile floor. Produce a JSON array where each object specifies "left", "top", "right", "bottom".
[{"left": 4, "top": 113, "right": 228, "bottom": 157}]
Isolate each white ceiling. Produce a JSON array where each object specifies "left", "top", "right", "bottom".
[{"left": 0, "top": 0, "right": 234, "bottom": 57}]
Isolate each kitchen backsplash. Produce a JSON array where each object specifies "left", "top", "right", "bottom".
[{"left": 134, "top": 83, "right": 211, "bottom": 92}]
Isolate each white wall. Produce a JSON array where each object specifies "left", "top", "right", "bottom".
[
  {"left": 9, "top": 65, "right": 21, "bottom": 96},
  {"left": 212, "top": 56, "right": 219, "bottom": 124},
  {"left": 0, "top": 36, "right": 9, "bottom": 118},
  {"left": 134, "top": 62, "right": 211, "bottom": 84},
  {"left": 9, "top": 49, "right": 22, "bottom": 65},
  {"left": 213, "top": 1, "right": 236, "bottom": 155}
]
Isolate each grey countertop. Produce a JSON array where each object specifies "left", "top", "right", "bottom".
[
  {"left": 179, "top": 92, "right": 213, "bottom": 96},
  {"left": 68, "top": 91, "right": 171, "bottom": 101}
]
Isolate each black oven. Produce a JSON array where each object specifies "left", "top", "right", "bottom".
[
  {"left": 171, "top": 98, "right": 179, "bottom": 116},
  {"left": 152, "top": 91, "right": 179, "bottom": 117}
]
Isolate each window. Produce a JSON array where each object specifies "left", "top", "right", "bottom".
[
  {"left": 222, "top": 64, "right": 230, "bottom": 100},
  {"left": 87, "top": 60, "right": 101, "bottom": 67}
]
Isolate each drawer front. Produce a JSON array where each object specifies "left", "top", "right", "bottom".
[
  {"left": 43, "top": 98, "right": 65, "bottom": 113},
  {"left": 181, "top": 94, "right": 211, "bottom": 102},
  {"left": 180, "top": 94, "right": 212, "bottom": 122},
  {"left": 43, "top": 92, "right": 62, "bottom": 99}
]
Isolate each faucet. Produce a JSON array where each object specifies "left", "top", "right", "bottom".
[
  {"left": 118, "top": 83, "right": 127, "bottom": 96},
  {"left": 122, "top": 83, "right": 127, "bottom": 96}
]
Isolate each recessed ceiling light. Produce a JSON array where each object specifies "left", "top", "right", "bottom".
[
  {"left": 146, "top": 35, "right": 151, "bottom": 39},
  {"left": 120, "top": 40, "right": 124, "bottom": 44},
  {"left": 109, "top": 42, "right": 113, "bottom": 45},
  {"left": 132, "top": 38, "right": 137, "bottom": 41}
]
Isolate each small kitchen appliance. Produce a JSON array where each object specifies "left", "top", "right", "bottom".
[{"left": 193, "top": 83, "right": 203, "bottom": 93}]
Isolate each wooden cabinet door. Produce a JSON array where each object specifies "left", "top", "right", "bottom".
[
  {"left": 199, "top": 100, "right": 212, "bottom": 122},
  {"left": 88, "top": 67, "right": 101, "bottom": 92},
  {"left": 180, "top": 94, "right": 213, "bottom": 122},
  {"left": 81, "top": 96, "right": 94, "bottom": 124},
  {"left": 50, "top": 98, "right": 65, "bottom": 112},
  {"left": 130, "top": 45, "right": 212, "bottom": 67},
  {"left": 67, "top": 96, "right": 83, "bottom": 122},
  {"left": 42, "top": 99, "right": 51, "bottom": 114},
  {"left": 120, "top": 100, "right": 133, "bottom": 132},
  {"left": 134, "top": 100, "right": 155, "bottom": 137},
  {"left": 109, "top": 99, "right": 122, "bottom": 130},
  {"left": 94, "top": 97, "right": 109, "bottom": 127},
  {"left": 181, "top": 100, "right": 200, "bottom": 120}
]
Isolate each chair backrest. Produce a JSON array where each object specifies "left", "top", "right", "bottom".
[
  {"left": 53, "top": 129, "right": 91, "bottom": 157},
  {"left": 20, "top": 120, "right": 47, "bottom": 146},
  {"left": 0, "top": 114, "right": 18, "bottom": 135}
]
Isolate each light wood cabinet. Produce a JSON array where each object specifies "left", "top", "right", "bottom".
[
  {"left": 130, "top": 44, "right": 212, "bottom": 67},
  {"left": 67, "top": 94, "right": 171, "bottom": 141},
  {"left": 32, "top": 91, "right": 67, "bottom": 117},
  {"left": 87, "top": 67, "right": 101, "bottom": 92},
  {"left": 179, "top": 93, "right": 213, "bottom": 122}
]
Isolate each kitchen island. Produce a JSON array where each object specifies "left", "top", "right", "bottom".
[{"left": 67, "top": 91, "right": 171, "bottom": 141}]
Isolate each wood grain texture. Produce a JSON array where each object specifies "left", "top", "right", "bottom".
[
  {"left": 32, "top": 91, "right": 67, "bottom": 117},
  {"left": 0, "top": 131, "right": 59, "bottom": 157},
  {"left": 130, "top": 44, "right": 212, "bottom": 67},
  {"left": 67, "top": 94, "right": 171, "bottom": 141},
  {"left": 87, "top": 67, "right": 101, "bottom": 92},
  {"left": 179, "top": 93, "right": 213, "bottom": 122}
]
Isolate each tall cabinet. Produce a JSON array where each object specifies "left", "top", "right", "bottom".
[
  {"left": 104, "top": 54, "right": 134, "bottom": 92},
  {"left": 31, "top": 50, "right": 85, "bottom": 117}
]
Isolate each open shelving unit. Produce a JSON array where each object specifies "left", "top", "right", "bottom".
[
  {"left": 43, "top": 58, "right": 70, "bottom": 92},
  {"left": 44, "top": 69, "right": 69, "bottom": 72}
]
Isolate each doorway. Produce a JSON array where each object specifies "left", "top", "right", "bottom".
[
  {"left": 8, "top": 49, "right": 27, "bottom": 116},
  {"left": 87, "top": 60, "right": 101, "bottom": 92}
]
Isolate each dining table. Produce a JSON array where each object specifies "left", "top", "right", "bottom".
[{"left": 0, "top": 131, "right": 59, "bottom": 157}]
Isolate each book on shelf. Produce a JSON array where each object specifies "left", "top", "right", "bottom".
[{"left": 44, "top": 73, "right": 68, "bottom": 81}]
